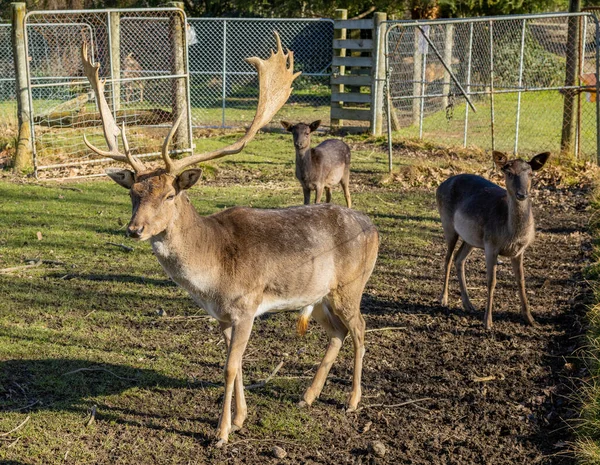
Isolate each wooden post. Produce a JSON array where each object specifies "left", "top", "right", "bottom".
[
  {"left": 168, "top": 2, "right": 190, "bottom": 151},
  {"left": 109, "top": 12, "right": 120, "bottom": 112},
  {"left": 331, "top": 8, "right": 347, "bottom": 129},
  {"left": 11, "top": 2, "right": 32, "bottom": 172},
  {"left": 373, "top": 12, "right": 386, "bottom": 136},
  {"left": 441, "top": 24, "right": 454, "bottom": 110},
  {"left": 561, "top": 0, "right": 581, "bottom": 155}
]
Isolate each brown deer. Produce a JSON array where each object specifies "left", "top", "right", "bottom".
[
  {"left": 436, "top": 151, "right": 550, "bottom": 330},
  {"left": 81, "top": 36, "right": 379, "bottom": 446},
  {"left": 280, "top": 120, "right": 352, "bottom": 207},
  {"left": 123, "top": 52, "right": 144, "bottom": 103}
]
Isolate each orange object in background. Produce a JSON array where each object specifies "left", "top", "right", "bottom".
[{"left": 581, "top": 73, "right": 597, "bottom": 102}]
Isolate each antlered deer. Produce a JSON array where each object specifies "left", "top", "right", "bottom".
[
  {"left": 281, "top": 120, "right": 352, "bottom": 207},
  {"left": 81, "top": 36, "right": 379, "bottom": 446},
  {"left": 436, "top": 151, "right": 550, "bottom": 330}
]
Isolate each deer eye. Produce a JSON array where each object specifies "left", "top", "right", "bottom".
[{"left": 166, "top": 194, "right": 176, "bottom": 201}]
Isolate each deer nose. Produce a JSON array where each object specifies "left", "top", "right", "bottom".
[
  {"left": 127, "top": 225, "right": 145, "bottom": 238},
  {"left": 515, "top": 192, "right": 528, "bottom": 201}
]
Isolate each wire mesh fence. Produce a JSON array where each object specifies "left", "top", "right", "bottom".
[
  {"left": 382, "top": 13, "right": 599, "bottom": 165},
  {"left": 0, "top": 23, "right": 17, "bottom": 138},
  {"left": 187, "top": 18, "right": 333, "bottom": 129},
  {"left": 24, "top": 8, "right": 191, "bottom": 179}
]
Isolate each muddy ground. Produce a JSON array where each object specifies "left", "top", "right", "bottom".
[{"left": 210, "top": 184, "right": 591, "bottom": 465}]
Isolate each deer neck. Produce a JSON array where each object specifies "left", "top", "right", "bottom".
[
  {"left": 506, "top": 194, "right": 534, "bottom": 239},
  {"left": 150, "top": 194, "right": 220, "bottom": 290},
  {"left": 295, "top": 146, "right": 312, "bottom": 180}
]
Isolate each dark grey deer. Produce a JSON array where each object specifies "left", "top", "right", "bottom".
[
  {"left": 436, "top": 151, "right": 550, "bottom": 329},
  {"left": 281, "top": 120, "right": 352, "bottom": 208}
]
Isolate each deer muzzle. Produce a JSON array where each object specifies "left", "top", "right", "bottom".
[{"left": 127, "top": 224, "right": 145, "bottom": 239}]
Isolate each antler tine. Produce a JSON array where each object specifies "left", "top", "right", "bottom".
[
  {"left": 81, "top": 43, "right": 146, "bottom": 173},
  {"left": 168, "top": 32, "right": 301, "bottom": 174},
  {"left": 161, "top": 113, "right": 184, "bottom": 174}
]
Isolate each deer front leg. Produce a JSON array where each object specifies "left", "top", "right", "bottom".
[
  {"left": 440, "top": 232, "right": 459, "bottom": 307},
  {"left": 483, "top": 246, "right": 498, "bottom": 330},
  {"left": 216, "top": 316, "right": 254, "bottom": 447},
  {"left": 325, "top": 187, "right": 332, "bottom": 203},
  {"left": 219, "top": 321, "right": 247, "bottom": 432},
  {"left": 511, "top": 254, "right": 535, "bottom": 326},
  {"left": 303, "top": 186, "right": 311, "bottom": 205}
]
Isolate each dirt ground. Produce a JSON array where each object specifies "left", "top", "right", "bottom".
[{"left": 208, "top": 184, "right": 591, "bottom": 465}]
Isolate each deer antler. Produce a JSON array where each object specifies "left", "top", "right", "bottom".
[
  {"left": 163, "top": 32, "right": 301, "bottom": 174},
  {"left": 81, "top": 42, "right": 146, "bottom": 173}
]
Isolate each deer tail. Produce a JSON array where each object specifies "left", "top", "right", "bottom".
[{"left": 297, "top": 305, "right": 314, "bottom": 337}]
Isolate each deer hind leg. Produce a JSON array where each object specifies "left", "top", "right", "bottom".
[
  {"left": 340, "top": 172, "right": 352, "bottom": 208},
  {"left": 329, "top": 286, "right": 367, "bottom": 412},
  {"left": 303, "top": 186, "right": 311, "bottom": 205},
  {"left": 325, "top": 186, "right": 332, "bottom": 203},
  {"left": 483, "top": 245, "right": 498, "bottom": 330},
  {"left": 454, "top": 241, "right": 476, "bottom": 313},
  {"left": 300, "top": 301, "right": 347, "bottom": 408},
  {"left": 219, "top": 321, "right": 247, "bottom": 432},
  {"left": 511, "top": 254, "right": 535, "bottom": 326},
  {"left": 314, "top": 185, "right": 324, "bottom": 204},
  {"left": 216, "top": 316, "right": 254, "bottom": 447},
  {"left": 440, "top": 230, "right": 459, "bottom": 307}
]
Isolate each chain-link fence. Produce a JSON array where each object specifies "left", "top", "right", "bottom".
[
  {"left": 0, "top": 23, "right": 17, "bottom": 140},
  {"left": 381, "top": 13, "right": 599, "bottom": 166},
  {"left": 188, "top": 18, "right": 333, "bottom": 129},
  {"left": 24, "top": 8, "right": 192, "bottom": 179}
]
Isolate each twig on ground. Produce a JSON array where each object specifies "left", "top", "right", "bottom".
[
  {"left": 25, "top": 259, "right": 66, "bottom": 266},
  {"left": 227, "top": 438, "right": 300, "bottom": 447},
  {"left": 472, "top": 375, "right": 496, "bottom": 383},
  {"left": 106, "top": 242, "right": 134, "bottom": 252},
  {"left": 245, "top": 360, "right": 285, "bottom": 390},
  {"left": 86, "top": 405, "right": 97, "bottom": 427},
  {"left": 357, "top": 397, "right": 432, "bottom": 412},
  {"left": 63, "top": 367, "right": 137, "bottom": 382},
  {"left": 0, "top": 416, "right": 30, "bottom": 437},
  {"left": 0, "top": 259, "right": 67, "bottom": 274},
  {"left": 365, "top": 326, "right": 406, "bottom": 333},
  {"left": 375, "top": 195, "right": 397, "bottom": 207},
  {"left": 6, "top": 437, "right": 20, "bottom": 448},
  {"left": 162, "top": 315, "right": 211, "bottom": 321}
]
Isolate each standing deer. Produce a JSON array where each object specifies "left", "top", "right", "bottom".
[
  {"left": 281, "top": 120, "right": 352, "bottom": 208},
  {"left": 436, "top": 151, "right": 550, "bottom": 330},
  {"left": 81, "top": 36, "right": 379, "bottom": 446}
]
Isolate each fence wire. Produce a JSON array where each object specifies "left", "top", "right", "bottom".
[
  {"left": 24, "top": 8, "right": 191, "bottom": 179},
  {"left": 187, "top": 18, "right": 333, "bottom": 129},
  {"left": 0, "top": 23, "right": 17, "bottom": 141},
  {"left": 383, "top": 13, "right": 599, "bottom": 164}
]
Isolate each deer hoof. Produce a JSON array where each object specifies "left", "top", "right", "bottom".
[
  {"left": 297, "top": 400, "right": 309, "bottom": 409},
  {"left": 215, "top": 439, "right": 228, "bottom": 449}
]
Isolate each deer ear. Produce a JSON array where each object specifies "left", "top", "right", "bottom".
[
  {"left": 309, "top": 120, "right": 321, "bottom": 132},
  {"left": 105, "top": 168, "right": 135, "bottom": 189},
  {"left": 529, "top": 152, "right": 550, "bottom": 171},
  {"left": 492, "top": 151, "right": 508, "bottom": 170},
  {"left": 177, "top": 169, "right": 203, "bottom": 191},
  {"left": 281, "top": 121, "right": 292, "bottom": 131}
]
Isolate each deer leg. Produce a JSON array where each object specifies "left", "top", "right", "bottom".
[
  {"left": 454, "top": 242, "right": 476, "bottom": 313},
  {"left": 325, "top": 187, "right": 332, "bottom": 203},
  {"left": 218, "top": 321, "right": 247, "bottom": 431},
  {"left": 216, "top": 316, "right": 254, "bottom": 447},
  {"left": 483, "top": 246, "right": 498, "bottom": 330},
  {"left": 329, "top": 287, "right": 366, "bottom": 412},
  {"left": 139, "top": 84, "right": 143, "bottom": 103},
  {"left": 341, "top": 174, "right": 352, "bottom": 208},
  {"left": 303, "top": 187, "right": 311, "bottom": 205},
  {"left": 440, "top": 232, "right": 459, "bottom": 307},
  {"left": 300, "top": 302, "right": 347, "bottom": 408},
  {"left": 511, "top": 254, "right": 535, "bottom": 326},
  {"left": 314, "top": 185, "right": 324, "bottom": 204}
]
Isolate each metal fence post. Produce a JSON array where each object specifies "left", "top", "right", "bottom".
[
  {"left": 489, "top": 21, "right": 495, "bottom": 151},
  {"left": 463, "top": 22, "right": 473, "bottom": 148},
  {"left": 441, "top": 24, "right": 454, "bottom": 110},
  {"left": 168, "top": 1, "right": 190, "bottom": 150},
  {"left": 514, "top": 19, "right": 526, "bottom": 155},
  {"left": 373, "top": 12, "right": 386, "bottom": 136},
  {"left": 221, "top": 19, "right": 227, "bottom": 128},
  {"left": 11, "top": 2, "right": 32, "bottom": 172}
]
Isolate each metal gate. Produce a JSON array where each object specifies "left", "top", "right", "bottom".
[
  {"left": 379, "top": 13, "right": 600, "bottom": 169},
  {"left": 187, "top": 18, "right": 333, "bottom": 129},
  {"left": 24, "top": 8, "right": 192, "bottom": 179}
]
